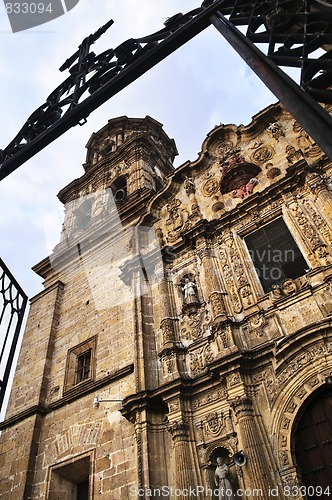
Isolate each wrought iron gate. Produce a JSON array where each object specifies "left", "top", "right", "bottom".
[{"left": 0, "top": 258, "right": 27, "bottom": 413}]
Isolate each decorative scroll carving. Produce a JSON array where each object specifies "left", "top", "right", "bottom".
[
  {"left": 304, "top": 200, "right": 332, "bottom": 246},
  {"left": 165, "top": 199, "right": 188, "bottom": 242},
  {"left": 160, "top": 318, "right": 176, "bottom": 345},
  {"left": 217, "top": 141, "right": 234, "bottom": 157},
  {"left": 218, "top": 232, "right": 254, "bottom": 313},
  {"left": 286, "top": 144, "right": 303, "bottom": 164},
  {"left": 251, "top": 145, "right": 275, "bottom": 163},
  {"left": 189, "top": 343, "right": 214, "bottom": 375},
  {"left": 192, "top": 387, "right": 227, "bottom": 410},
  {"left": 180, "top": 306, "right": 211, "bottom": 342},
  {"left": 276, "top": 341, "right": 332, "bottom": 397},
  {"left": 219, "top": 247, "right": 242, "bottom": 314},
  {"left": 269, "top": 276, "right": 310, "bottom": 301},
  {"left": 202, "top": 177, "right": 220, "bottom": 197},
  {"left": 287, "top": 199, "right": 331, "bottom": 266}
]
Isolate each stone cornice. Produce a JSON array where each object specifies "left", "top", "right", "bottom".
[{"left": 0, "top": 364, "right": 134, "bottom": 430}]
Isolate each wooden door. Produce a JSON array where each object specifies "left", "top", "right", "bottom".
[{"left": 295, "top": 387, "right": 332, "bottom": 496}]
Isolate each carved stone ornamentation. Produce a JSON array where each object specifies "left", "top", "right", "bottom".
[
  {"left": 219, "top": 232, "right": 254, "bottom": 312},
  {"left": 267, "top": 167, "right": 281, "bottom": 179},
  {"left": 286, "top": 144, "right": 303, "bottom": 164},
  {"left": 288, "top": 199, "right": 331, "bottom": 265},
  {"left": 165, "top": 199, "right": 188, "bottom": 242},
  {"left": 189, "top": 343, "right": 214, "bottom": 375},
  {"left": 184, "top": 177, "right": 196, "bottom": 195},
  {"left": 304, "top": 200, "right": 332, "bottom": 246},
  {"left": 251, "top": 145, "right": 275, "bottom": 163},
  {"left": 160, "top": 318, "right": 175, "bottom": 345},
  {"left": 202, "top": 177, "right": 220, "bottom": 197},
  {"left": 219, "top": 247, "right": 242, "bottom": 314},
  {"left": 217, "top": 141, "right": 234, "bottom": 157},
  {"left": 202, "top": 411, "right": 224, "bottom": 437},
  {"left": 268, "top": 122, "right": 285, "bottom": 140},
  {"left": 180, "top": 306, "right": 211, "bottom": 342}
]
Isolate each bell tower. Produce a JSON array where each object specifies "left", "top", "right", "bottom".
[
  {"left": 84, "top": 115, "right": 176, "bottom": 198},
  {"left": 0, "top": 116, "right": 177, "bottom": 500}
]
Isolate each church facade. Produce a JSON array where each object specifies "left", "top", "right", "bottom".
[{"left": 0, "top": 104, "right": 332, "bottom": 499}]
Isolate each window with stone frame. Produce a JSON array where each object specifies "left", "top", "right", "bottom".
[
  {"left": 244, "top": 217, "right": 308, "bottom": 293},
  {"left": 64, "top": 336, "right": 96, "bottom": 393}
]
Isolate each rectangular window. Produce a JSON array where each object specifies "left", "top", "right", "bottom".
[
  {"left": 244, "top": 218, "right": 307, "bottom": 293},
  {"left": 75, "top": 350, "right": 92, "bottom": 384},
  {"left": 64, "top": 336, "right": 96, "bottom": 393}
]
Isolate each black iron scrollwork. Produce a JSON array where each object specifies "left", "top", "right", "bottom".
[
  {"left": 1, "top": 0, "right": 332, "bottom": 179},
  {"left": 0, "top": 258, "right": 27, "bottom": 414},
  {"left": 0, "top": 5, "right": 207, "bottom": 169},
  {"left": 218, "top": 0, "right": 332, "bottom": 103}
]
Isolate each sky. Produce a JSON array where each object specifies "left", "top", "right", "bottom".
[{"left": 0, "top": 0, "right": 279, "bottom": 302}]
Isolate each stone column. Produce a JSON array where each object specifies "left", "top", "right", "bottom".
[
  {"left": 197, "top": 246, "right": 227, "bottom": 322},
  {"left": 167, "top": 419, "right": 196, "bottom": 499},
  {"left": 158, "top": 268, "right": 176, "bottom": 348},
  {"left": 230, "top": 395, "right": 275, "bottom": 499},
  {"left": 306, "top": 172, "right": 332, "bottom": 220}
]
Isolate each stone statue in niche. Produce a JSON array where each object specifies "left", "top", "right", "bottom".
[
  {"left": 184, "top": 176, "right": 196, "bottom": 195},
  {"left": 182, "top": 277, "right": 199, "bottom": 304},
  {"left": 180, "top": 275, "right": 200, "bottom": 315},
  {"left": 214, "top": 457, "right": 235, "bottom": 500}
]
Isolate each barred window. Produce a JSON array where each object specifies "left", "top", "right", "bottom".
[
  {"left": 244, "top": 218, "right": 307, "bottom": 293},
  {"left": 75, "top": 350, "right": 92, "bottom": 384},
  {"left": 64, "top": 337, "right": 96, "bottom": 393}
]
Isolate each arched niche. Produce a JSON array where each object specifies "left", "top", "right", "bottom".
[
  {"left": 111, "top": 175, "right": 127, "bottom": 203},
  {"left": 220, "top": 162, "right": 261, "bottom": 199}
]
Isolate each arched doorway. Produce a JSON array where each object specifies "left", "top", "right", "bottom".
[{"left": 294, "top": 386, "right": 332, "bottom": 495}]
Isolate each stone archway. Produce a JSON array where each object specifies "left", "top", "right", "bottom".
[{"left": 293, "top": 385, "right": 332, "bottom": 494}]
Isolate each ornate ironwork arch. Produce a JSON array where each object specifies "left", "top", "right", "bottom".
[{"left": 1, "top": 0, "right": 332, "bottom": 179}]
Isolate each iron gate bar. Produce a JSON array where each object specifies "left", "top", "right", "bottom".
[
  {"left": 0, "top": 258, "right": 28, "bottom": 413},
  {"left": 210, "top": 10, "right": 332, "bottom": 159}
]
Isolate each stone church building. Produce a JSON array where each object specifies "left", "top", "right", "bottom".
[{"left": 0, "top": 102, "right": 331, "bottom": 499}]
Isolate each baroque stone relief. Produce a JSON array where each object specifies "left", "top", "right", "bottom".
[
  {"left": 179, "top": 305, "right": 212, "bottom": 343},
  {"left": 251, "top": 144, "right": 275, "bottom": 164},
  {"left": 165, "top": 198, "right": 188, "bottom": 243},
  {"left": 218, "top": 232, "right": 255, "bottom": 314},
  {"left": 192, "top": 386, "right": 228, "bottom": 411},
  {"left": 269, "top": 276, "right": 310, "bottom": 302},
  {"left": 287, "top": 198, "right": 331, "bottom": 266}
]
